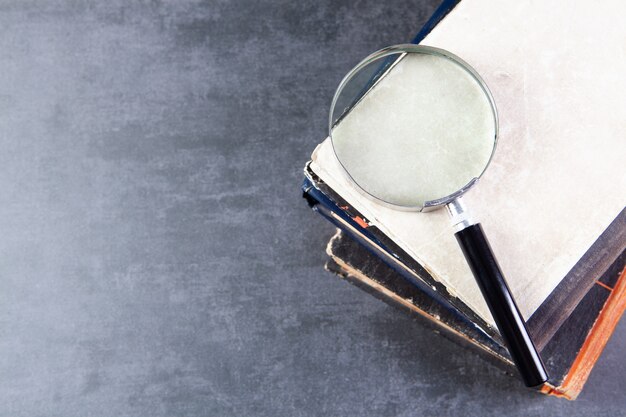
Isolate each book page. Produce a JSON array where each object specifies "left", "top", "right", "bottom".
[{"left": 311, "top": 0, "right": 626, "bottom": 325}]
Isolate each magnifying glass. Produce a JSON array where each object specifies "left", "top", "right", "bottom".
[{"left": 329, "top": 44, "right": 548, "bottom": 387}]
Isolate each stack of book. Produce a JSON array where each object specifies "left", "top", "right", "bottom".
[{"left": 302, "top": 0, "right": 625, "bottom": 399}]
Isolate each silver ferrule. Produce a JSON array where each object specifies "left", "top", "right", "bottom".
[{"left": 446, "top": 197, "right": 476, "bottom": 232}]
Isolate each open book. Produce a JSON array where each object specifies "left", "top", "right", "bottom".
[{"left": 302, "top": 0, "right": 626, "bottom": 399}]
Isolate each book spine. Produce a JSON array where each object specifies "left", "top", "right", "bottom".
[
  {"left": 541, "top": 266, "right": 626, "bottom": 400},
  {"left": 325, "top": 242, "right": 515, "bottom": 372}
]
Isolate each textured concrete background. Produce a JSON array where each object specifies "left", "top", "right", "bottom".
[{"left": 0, "top": 1, "right": 623, "bottom": 416}]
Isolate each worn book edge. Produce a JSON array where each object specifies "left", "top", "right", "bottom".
[
  {"left": 324, "top": 230, "right": 513, "bottom": 367},
  {"left": 540, "top": 267, "right": 626, "bottom": 400},
  {"left": 326, "top": 229, "right": 626, "bottom": 400}
]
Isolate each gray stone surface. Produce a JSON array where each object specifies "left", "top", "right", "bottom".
[{"left": 0, "top": 1, "right": 623, "bottom": 416}]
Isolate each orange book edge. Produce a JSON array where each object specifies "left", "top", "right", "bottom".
[{"left": 540, "top": 266, "right": 626, "bottom": 400}]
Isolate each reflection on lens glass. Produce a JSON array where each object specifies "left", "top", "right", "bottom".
[{"left": 331, "top": 50, "right": 496, "bottom": 208}]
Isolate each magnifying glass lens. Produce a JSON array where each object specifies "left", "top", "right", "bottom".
[{"left": 330, "top": 46, "right": 497, "bottom": 209}]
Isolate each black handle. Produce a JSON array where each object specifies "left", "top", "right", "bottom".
[{"left": 455, "top": 223, "right": 548, "bottom": 387}]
